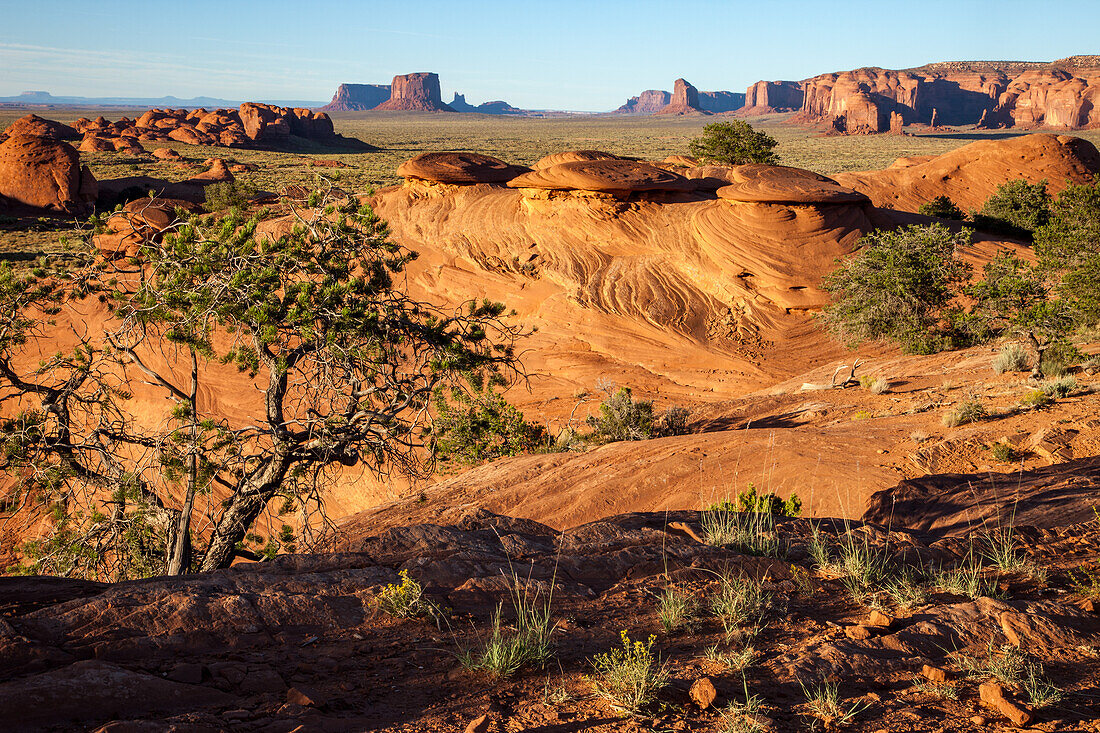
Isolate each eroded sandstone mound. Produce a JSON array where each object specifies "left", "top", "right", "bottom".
[
  {"left": 396, "top": 152, "right": 528, "bottom": 183},
  {"left": 717, "top": 164, "right": 870, "bottom": 204},
  {"left": 0, "top": 134, "right": 97, "bottom": 214},
  {"left": 374, "top": 73, "right": 453, "bottom": 112},
  {"left": 508, "top": 159, "right": 695, "bottom": 194},
  {"left": 0, "top": 114, "right": 79, "bottom": 142},
  {"left": 833, "top": 133, "right": 1100, "bottom": 212},
  {"left": 532, "top": 150, "right": 621, "bottom": 169}
]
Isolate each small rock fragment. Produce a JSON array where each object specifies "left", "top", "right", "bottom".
[
  {"left": 979, "top": 680, "right": 1032, "bottom": 727},
  {"left": 845, "top": 625, "right": 873, "bottom": 640},
  {"left": 286, "top": 686, "right": 320, "bottom": 707},
  {"left": 690, "top": 677, "right": 718, "bottom": 709},
  {"left": 867, "top": 609, "right": 894, "bottom": 627},
  {"left": 465, "top": 714, "right": 491, "bottom": 733},
  {"left": 921, "top": 664, "right": 949, "bottom": 683}
]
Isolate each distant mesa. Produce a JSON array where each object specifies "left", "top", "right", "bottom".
[
  {"left": 617, "top": 80, "right": 745, "bottom": 115},
  {"left": 775, "top": 55, "right": 1100, "bottom": 134},
  {"left": 741, "top": 80, "right": 805, "bottom": 114},
  {"left": 396, "top": 152, "right": 528, "bottom": 184},
  {"left": 320, "top": 83, "right": 391, "bottom": 112},
  {"left": 321, "top": 74, "right": 525, "bottom": 115},
  {"left": 374, "top": 73, "right": 453, "bottom": 112}
]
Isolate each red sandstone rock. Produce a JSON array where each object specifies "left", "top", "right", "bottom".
[
  {"left": 743, "top": 80, "right": 804, "bottom": 113},
  {"left": 322, "top": 83, "right": 392, "bottom": 111},
  {"left": 508, "top": 159, "right": 694, "bottom": 194},
  {"left": 0, "top": 134, "right": 96, "bottom": 214},
  {"left": 533, "top": 150, "right": 621, "bottom": 170},
  {"left": 689, "top": 677, "right": 717, "bottom": 708},
  {"left": 152, "top": 148, "right": 182, "bottom": 161},
  {"left": 79, "top": 136, "right": 114, "bottom": 153},
  {"left": 375, "top": 73, "right": 454, "bottom": 112},
  {"left": 716, "top": 164, "right": 869, "bottom": 204},
  {"left": 978, "top": 681, "right": 1032, "bottom": 726},
  {"left": 656, "top": 78, "right": 708, "bottom": 116},
  {"left": 1, "top": 114, "right": 79, "bottom": 141},
  {"left": 396, "top": 152, "right": 527, "bottom": 184},
  {"left": 617, "top": 89, "right": 672, "bottom": 114}
]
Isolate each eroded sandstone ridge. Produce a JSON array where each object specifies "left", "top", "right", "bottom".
[{"left": 781, "top": 56, "right": 1100, "bottom": 133}]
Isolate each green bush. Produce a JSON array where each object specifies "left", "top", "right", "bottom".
[
  {"left": 590, "top": 631, "right": 669, "bottom": 715},
  {"left": 432, "top": 379, "right": 547, "bottom": 467},
  {"left": 971, "top": 179, "right": 1051, "bottom": 237},
  {"left": 1035, "top": 182, "right": 1100, "bottom": 324},
  {"left": 989, "top": 442, "right": 1018, "bottom": 462},
  {"left": 918, "top": 195, "right": 965, "bottom": 220},
  {"left": 688, "top": 121, "right": 779, "bottom": 165},
  {"left": 1040, "top": 375, "right": 1078, "bottom": 398},
  {"left": 822, "top": 224, "right": 972, "bottom": 354},
  {"left": 587, "top": 387, "right": 656, "bottom": 443},
  {"left": 942, "top": 399, "right": 987, "bottom": 427},
  {"left": 203, "top": 181, "right": 257, "bottom": 212},
  {"left": 1019, "top": 389, "right": 1051, "bottom": 410}
]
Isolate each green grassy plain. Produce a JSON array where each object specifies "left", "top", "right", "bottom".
[{"left": 3, "top": 107, "right": 1100, "bottom": 253}]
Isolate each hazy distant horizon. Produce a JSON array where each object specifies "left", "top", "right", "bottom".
[{"left": 2, "top": 0, "right": 1097, "bottom": 112}]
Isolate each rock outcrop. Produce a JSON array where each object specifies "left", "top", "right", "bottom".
[
  {"left": 833, "top": 133, "right": 1100, "bottom": 211},
  {"left": 0, "top": 114, "right": 79, "bottom": 142},
  {"left": 793, "top": 56, "right": 1100, "bottom": 133},
  {"left": 320, "top": 83, "right": 391, "bottom": 112},
  {"left": 0, "top": 134, "right": 96, "bottom": 214},
  {"left": 508, "top": 159, "right": 695, "bottom": 194},
  {"left": 375, "top": 73, "right": 454, "bottom": 112},
  {"left": 742, "top": 80, "right": 804, "bottom": 113},
  {"left": 54, "top": 104, "right": 360, "bottom": 151},
  {"left": 656, "top": 78, "right": 708, "bottom": 115},
  {"left": 616, "top": 89, "right": 672, "bottom": 114},
  {"left": 395, "top": 152, "right": 528, "bottom": 184},
  {"left": 698, "top": 90, "right": 746, "bottom": 113}
]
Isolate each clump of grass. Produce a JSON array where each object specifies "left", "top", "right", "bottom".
[
  {"left": 719, "top": 679, "right": 768, "bottom": 733},
  {"left": 942, "top": 399, "right": 987, "bottom": 427},
  {"left": 459, "top": 573, "right": 555, "bottom": 678},
  {"left": 799, "top": 677, "right": 867, "bottom": 726},
  {"left": 590, "top": 631, "right": 669, "bottom": 715},
  {"left": 910, "top": 430, "right": 930, "bottom": 443},
  {"left": 1022, "top": 661, "right": 1063, "bottom": 708},
  {"left": 932, "top": 555, "right": 998, "bottom": 600},
  {"left": 705, "top": 643, "right": 757, "bottom": 672},
  {"left": 911, "top": 675, "right": 959, "bottom": 700},
  {"left": 1019, "top": 389, "right": 1051, "bottom": 410},
  {"left": 989, "top": 441, "right": 1018, "bottom": 462},
  {"left": 656, "top": 585, "right": 696, "bottom": 633},
  {"left": 701, "top": 503, "right": 784, "bottom": 557},
  {"left": 814, "top": 527, "right": 892, "bottom": 606},
  {"left": 709, "top": 573, "right": 774, "bottom": 643},
  {"left": 1041, "top": 375, "right": 1078, "bottom": 398},
  {"left": 376, "top": 569, "right": 427, "bottom": 618},
  {"left": 883, "top": 569, "right": 930, "bottom": 609},
  {"left": 992, "top": 343, "right": 1030, "bottom": 374},
  {"left": 859, "top": 375, "right": 891, "bottom": 394},
  {"left": 982, "top": 525, "right": 1028, "bottom": 572},
  {"left": 957, "top": 641, "right": 1025, "bottom": 686}
]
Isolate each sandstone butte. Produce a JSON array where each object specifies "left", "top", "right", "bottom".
[
  {"left": 373, "top": 72, "right": 454, "bottom": 112},
  {"left": 1, "top": 131, "right": 1100, "bottom": 732},
  {"left": 617, "top": 83, "right": 745, "bottom": 114}
]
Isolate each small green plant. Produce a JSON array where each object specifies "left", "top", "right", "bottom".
[
  {"left": 459, "top": 572, "right": 555, "bottom": 678},
  {"left": 656, "top": 585, "right": 696, "bottom": 633},
  {"left": 707, "top": 484, "right": 802, "bottom": 517},
  {"left": 590, "top": 631, "right": 669, "bottom": 715},
  {"left": 1022, "top": 661, "right": 1063, "bottom": 707},
  {"left": 942, "top": 399, "right": 986, "bottom": 427},
  {"left": 911, "top": 675, "right": 959, "bottom": 700},
  {"left": 858, "top": 375, "right": 890, "bottom": 394},
  {"left": 816, "top": 528, "right": 892, "bottom": 606},
  {"left": 989, "top": 441, "right": 1018, "bottom": 463},
  {"left": 376, "top": 569, "right": 426, "bottom": 618},
  {"left": 203, "top": 180, "right": 257, "bottom": 212},
  {"left": 658, "top": 406, "right": 691, "bottom": 436},
  {"left": 719, "top": 679, "right": 768, "bottom": 733},
  {"left": 1019, "top": 389, "right": 1051, "bottom": 409},
  {"left": 1040, "top": 375, "right": 1078, "bottom": 398},
  {"left": 705, "top": 643, "right": 756, "bottom": 672},
  {"left": 709, "top": 573, "right": 773, "bottom": 642},
  {"left": 918, "top": 195, "right": 966, "bottom": 221},
  {"left": 957, "top": 641, "right": 1025, "bottom": 686},
  {"left": 587, "top": 387, "right": 656, "bottom": 443},
  {"left": 992, "top": 343, "right": 1030, "bottom": 374},
  {"left": 972, "top": 179, "right": 1051, "bottom": 237},
  {"left": 799, "top": 677, "right": 867, "bottom": 726},
  {"left": 883, "top": 569, "right": 929, "bottom": 609},
  {"left": 432, "top": 377, "right": 548, "bottom": 467},
  {"left": 982, "top": 525, "right": 1031, "bottom": 573},
  {"left": 1069, "top": 564, "right": 1100, "bottom": 600},
  {"left": 932, "top": 559, "right": 997, "bottom": 600},
  {"left": 701, "top": 505, "right": 783, "bottom": 557}
]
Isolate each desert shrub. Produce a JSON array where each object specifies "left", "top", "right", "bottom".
[
  {"left": 590, "top": 632, "right": 669, "bottom": 715},
  {"left": 707, "top": 484, "right": 802, "bottom": 517},
  {"left": 957, "top": 641, "right": 1026, "bottom": 686},
  {"left": 203, "top": 181, "right": 257, "bottom": 212},
  {"left": 1038, "top": 339, "right": 1081, "bottom": 377},
  {"left": 868, "top": 377, "right": 890, "bottom": 394},
  {"left": 1023, "top": 662, "right": 1063, "bottom": 708},
  {"left": 587, "top": 387, "right": 656, "bottom": 443},
  {"left": 918, "top": 195, "right": 965, "bottom": 220},
  {"left": 933, "top": 557, "right": 997, "bottom": 599},
  {"left": 989, "top": 442, "right": 1018, "bottom": 462},
  {"left": 883, "top": 570, "right": 929, "bottom": 609},
  {"left": 1040, "top": 375, "right": 1078, "bottom": 398},
  {"left": 688, "top": 121, "right": 779, "bottom": 165},
  {"left": 702, "top": 505, "right": 782, "bottom": 557},
  {"left": 992, "top": 343, "right": 1030, "bottom": 374},
  {"left": 1069, "top": 565, "right": 1100, "bottom": 600},
  {"left": 822, "top": 224, "right": 972, "bottom": 354},
  {"left": 1035, "top": 181, "right": 1100, "bottom": 324},
  {"left": 1019, "top": 389, "right": 1051, "bottom": 409},
  {"left": 941, "top": 399, "right": 986, "bottom": 427},
  {"left": 432, "top": 378, "right": 547, "bottom": 467},
  {"left": 376, "top": 570, "right": 427, "bottom": 618},
  {"left": 972, "top": 179, "right": 1051, "bottom": 237},
  {"left": 657, "top": 406, "right": 691, "bottom": 436}
]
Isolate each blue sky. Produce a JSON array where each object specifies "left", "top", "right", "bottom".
[{"left": 2, "top": 0, "right": 1097, "bottom": 110}]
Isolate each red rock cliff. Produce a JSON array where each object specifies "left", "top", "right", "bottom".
[
  {"left": 320, "top": 84, "right": 391, "bottom": 112},
  {"left": 374, "top": 73, "right": 454, "bottom": 112}
]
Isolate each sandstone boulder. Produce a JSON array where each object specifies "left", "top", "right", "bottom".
[
  {"left": 396, "top": 152, "right": 527, "bottom": 184},
  {"left": 508, "top": 159, "right": 694, "bottom": 194},
  {"left": 533, "top": 150, "right": 621, "bottom": 170},
  {"left": 79, "top": 136, "right": 114, "bottom": 153},
  {"left": 1, "top": 114, "right": 79, "bottom": 141},
  {"left": 0, "top": 134, "right": 96, "bottom": 214},
  {"left": 716, "top": 164, "right": 870, "bottom": 204}
]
